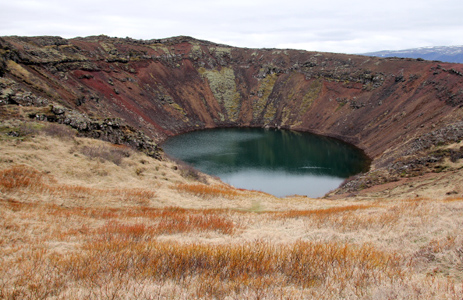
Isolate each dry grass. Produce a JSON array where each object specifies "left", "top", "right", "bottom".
[
  {"left": 0, "top": 195, "right": 406, "bottom": 299},
  {"left": 0, "top": 165, "right": 156, "bottom": 206},
  {"left": 274, "top": 203, "right": 378, "bottom": 219},
  {"left": 2, "top": 207, "right": 462, "bottom": 300},
  {"left": 2, "top": 192, "right": 463, "bottom": 299},
  {"left": 96, "top": 208, "right": 237, "bottom": 236},
  {"left": 175, "top": 183, "right": 242, "bottom": 199},
  {"left": 269, "top": 203, "right": 406, "bottom": 232},
  {"left": 78, "top": 144, "right": 133, "bottom": 166},
  {"left": 2, "top": 119, "right": 463, "bottom": 299}
]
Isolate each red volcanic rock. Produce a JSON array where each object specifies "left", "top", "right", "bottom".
[{"left": 2, "top": 35, "right": 463, "bottom": 193}]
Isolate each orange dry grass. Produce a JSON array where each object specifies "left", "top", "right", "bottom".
[
  {"left": 78, "top": 239, "right": 403, "bottom": 286},
  {"left": 97, "top": 212, "right": 236, "bottom": 236},
  {"left": 0, "top": 165, "right": 51, "bottom": 190},
  {"left": 443, "top": 197, "right": 463, "bottom": 202},
  {"left": 274, "top": 204, "right": 378, "bottom": 219},
  {"left": 0, "top": 237, "right": 405, "bottom": 299},
  {"left": 271, "top": 202, "right": 421, "bottom": 231},
  {"left": 175, "top": 183, "right": 241, "bottom": 199},
  {"left": 2, "top": 197, "right": 463, "bottom": 298},
  {"left": 0, "top": 165, "right": 156, "bottom": 205},
  {"left": 155, "top": 213, "right": 236, "bottom": 234},
  {"left": 0, "top": 200, "right": 238, "bottom": 239}
]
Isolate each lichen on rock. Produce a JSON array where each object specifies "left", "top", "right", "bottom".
[
  {"left": 208, "top": 47, "right": 232, "bottom": 66},
  {"left": 189, "top": 44, "right": 204, "bottom": 61},
  {"left": 201, "top": 67, "right": 241, "bottom": 122},
  {"left": 300, "top": 79, "right": 322, "bottom": 114},
  {"left": 253, "top": 73, "right": 278, "bottom": 119},
  {"left": 263, "top": 101, "right": 277, "bottom": 124}
]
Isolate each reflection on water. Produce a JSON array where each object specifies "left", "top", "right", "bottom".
[{"left": 162, "top": 128, "right": 370, "bottom": 197}]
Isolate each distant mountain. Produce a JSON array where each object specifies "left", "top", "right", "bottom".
[{"left": 363, "top": 45, "right": 463, "bottom": 63}]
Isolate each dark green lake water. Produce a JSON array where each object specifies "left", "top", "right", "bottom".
[{"left": 162, "top": 128, "right": 370, "bottom": 198}]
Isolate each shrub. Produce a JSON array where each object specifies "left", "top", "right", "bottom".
[
  {"left": 178, "top": 163, "right": 205, "bottom": 182},
  {"left": 4, "top": 122, "right": 42, "bottom": 138},
  {"left": 18, "top": 122, "right": 41, "bottom": 136},
  {"left": 79, "top": 144, "right": 132, "bottom": 166},
  {"left": 42, "top": 123, "right": 76, "bottom": 140},
  {"left": 166, "top": 155, "right": 206, "bottom": 182}
]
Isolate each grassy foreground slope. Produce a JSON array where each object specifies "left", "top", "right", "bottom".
[{"left": 1, "top": 116, "right": 463, "bottom": 299}]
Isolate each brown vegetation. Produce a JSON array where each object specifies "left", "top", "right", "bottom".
[
  {"left": 0, "top": 165, "right": 156, "bottom": 206},
  {"left": 175, "top": 183, "right": 242, "bottom": 199},
  {"left": 2, "top": 34, "right": 463, "bottom": 298},
  {"left": 1, "top": 195, "right": 463, "bottom": 299},
  {"left": 1, "top": 120, "right": 463, "bottom": 299}
]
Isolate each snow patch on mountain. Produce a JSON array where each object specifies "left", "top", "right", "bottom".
[{"left": 362, "top": 45, "right": 463, "bottom": 63}]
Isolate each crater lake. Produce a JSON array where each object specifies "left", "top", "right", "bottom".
[{"left": 162, "top": 128, "right": 370, "bottom": 197}]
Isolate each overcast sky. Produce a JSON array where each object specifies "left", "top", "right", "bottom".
[{"left": 1, "top": 0, "right": 463, "bottom": 54}]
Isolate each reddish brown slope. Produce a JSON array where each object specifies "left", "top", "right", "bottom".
[{"left": 1, "top": 35, "right": 463, "bottom": 194}]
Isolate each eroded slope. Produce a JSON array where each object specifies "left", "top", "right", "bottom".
[{"left": 1, "top": 35, "right": 463, "bottom": 195}]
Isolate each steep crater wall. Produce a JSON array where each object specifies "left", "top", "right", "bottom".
[{"left": 1, "top": 35, "right": 463, "bottom": 194}]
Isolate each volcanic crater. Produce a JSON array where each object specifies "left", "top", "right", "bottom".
[{"left": 2, "top": 35, "right": 463, "bottom": 197}]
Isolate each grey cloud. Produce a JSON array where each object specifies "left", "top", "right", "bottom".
[{"left": 1, "top": 0, "right": 463, "bottom": 53}]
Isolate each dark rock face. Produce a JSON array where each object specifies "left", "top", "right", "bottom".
[{"left": 2, "top": 35, "right": 463, "bottom": 193}]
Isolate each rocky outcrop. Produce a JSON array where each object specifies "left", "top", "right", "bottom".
[
  {"left": 32, "top": 103, "right": 160, "bottom": 158},
  {"left": 1, "top": 35, "right": 463, "bottom": 194}
]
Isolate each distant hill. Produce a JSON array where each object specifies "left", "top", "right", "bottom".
[{"left": 363, "top": 45, "right": 463, "bottom": 63}]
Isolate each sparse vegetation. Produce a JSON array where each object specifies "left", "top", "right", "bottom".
[
  {"left": 4, "top": 34, "right": 463, "bottom": 299},
  {"left": 1, "top": 119, "right": 463, "bottom": 299},
  {"left": 78, "top": 144, "right": 133, "bottom": 166},
  {"left": 168, "top": 155, "right": 206, "bottom": 182},
  {"left": 0, "top": 164, "right": 156, "bottom": 205},
  {"left": 42, "top": 122, "right": 76, "bottom": 140}
]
